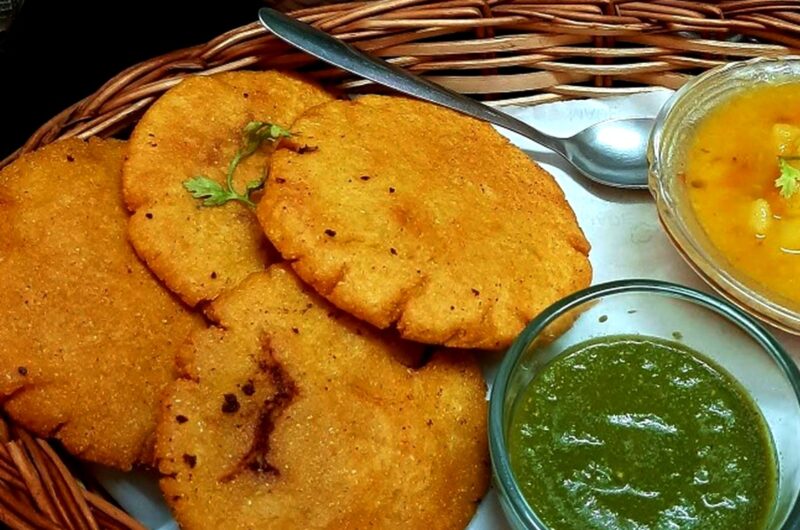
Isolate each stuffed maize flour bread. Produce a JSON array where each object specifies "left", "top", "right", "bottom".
[
  {"left": 157, "top": 264, "right": 489, "bottom": 530},
  {"left": 0, "top": 138, "right": 203, "bottom": 470},
  {"left": 123, "top": 71, "right": 335, "bottom": 306},
  {"left": 258, "top": 95, "right": 592, "bottom": 350}
]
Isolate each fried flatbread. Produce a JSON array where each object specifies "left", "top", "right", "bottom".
[
  {"left": 257, "top": 95, "right": 592, "bottom": 349},
  {"left": 157, "top": 264, "right": 489, "bottom": 529},
  {"left": 0, "top": 138, "right": 203, "bottom": 469},
  {"left": 123, "top": 71, "right": 335, "bottom": 306}
]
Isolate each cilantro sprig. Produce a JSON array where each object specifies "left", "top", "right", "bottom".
[
  {"left": 775, "top": 156, "right": 800, "bottom": 199},
  {"left": 183, "top": 121, "right": 292, "bottom": 208}
]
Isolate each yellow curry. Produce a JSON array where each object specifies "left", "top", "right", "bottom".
[{"left": 687, "top": 83, "right": 800, "bottom": 302}]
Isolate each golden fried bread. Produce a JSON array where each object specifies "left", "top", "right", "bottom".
[
  {"left": 258, "top": 95, "right": 592, "bottom": 349},
  {"left": 0, "top": 138, "right": 203, "bottom": 469},
  {"left": 124, "top": 71, "right": 335, "bottom": 306},
  {"left": 157, "top": 264, "right": 489, "bottom": 529}
]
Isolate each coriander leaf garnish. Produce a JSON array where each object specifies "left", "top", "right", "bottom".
[
  {"left": 240, "top": 122, "right": 292, "bottom": 158},
  {"left": 776, "top": 156, "right": 800, "bottom": 199},
  {"left": 183, "top": 121, "right": 292, "bottom": 208},
  {"left": 184, "top": 176, "right": 241, "bottom": 207}
]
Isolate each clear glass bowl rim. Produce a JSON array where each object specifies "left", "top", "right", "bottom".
[
  {"left": 648, "top": 55, "right": 800, "bottom": 333},
  {"left": 488, "top": 278, "right": 800, "bottom": 530}
]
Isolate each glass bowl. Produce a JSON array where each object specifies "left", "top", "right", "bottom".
[
  {"left": 489, "top": 280, "right": 800, "bottom": 530},
  {"left": 649, "top": 56, "right": 800, "bottom": 333}
]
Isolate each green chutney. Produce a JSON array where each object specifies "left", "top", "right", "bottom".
[{"left": 508, "top": 335, "right": 776, "bottom": 530}]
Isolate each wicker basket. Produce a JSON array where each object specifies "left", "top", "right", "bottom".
[
  {"left": 5, "top": 0, "right": 800, "bottom": 170},
  {"left": 3, "top": 1, "right": 800, "bottom": 527}
]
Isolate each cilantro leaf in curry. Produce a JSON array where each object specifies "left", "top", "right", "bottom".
[
  {"left": 183, "top": 121, "right": 292, "bottom": 208},
  {"left": 775, "top": 156, "right": 800, "bottom": 199}
]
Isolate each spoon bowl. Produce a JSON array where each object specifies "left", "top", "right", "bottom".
[
  {"left": 563, "top": 117, "right": 654, "bottom": 188},
  {"left": 258, "top": 8, "right": 653, "bottom": 190}
]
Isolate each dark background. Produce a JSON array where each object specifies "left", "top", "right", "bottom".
[{"left": 0, "top": 0, "right": 266, "bottom": 159}]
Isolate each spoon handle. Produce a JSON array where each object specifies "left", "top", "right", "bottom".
[{"left": 257, "top": 8, "right": 567, "bottom": 156}]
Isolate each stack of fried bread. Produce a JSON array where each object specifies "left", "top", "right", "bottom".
[{"left": 0, "top": 70, "right": 591, "bottom": 529}]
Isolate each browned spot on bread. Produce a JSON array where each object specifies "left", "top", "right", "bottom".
[{"left": 221, "top": 341, "right": 297, "bottom": 482}]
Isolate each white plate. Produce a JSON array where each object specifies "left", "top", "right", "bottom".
[{"left": 92, "top": 90, "right": 800, "bottom": 530}]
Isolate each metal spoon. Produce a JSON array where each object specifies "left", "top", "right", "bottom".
[{"left": 258, "top": 8, "right": 653, "bottom": 189}]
